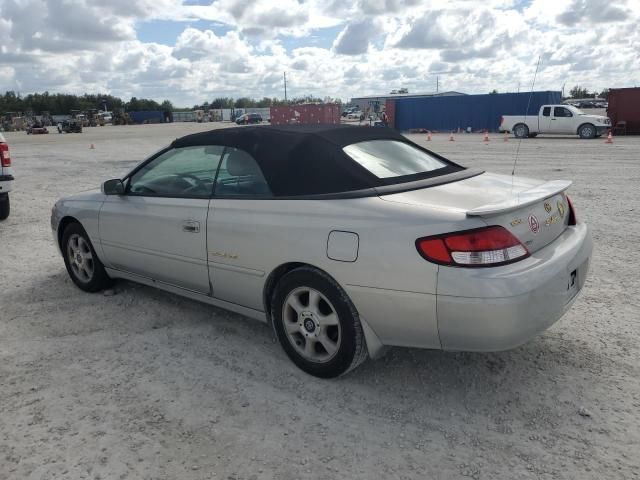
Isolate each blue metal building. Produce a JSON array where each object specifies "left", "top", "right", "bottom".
[{"left": 393, "top": 91, "right": 561, "bottom": 132}]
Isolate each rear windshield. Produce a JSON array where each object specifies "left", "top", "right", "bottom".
[{"left": 343, "top": 140, "right": 448, "bottom": 179}]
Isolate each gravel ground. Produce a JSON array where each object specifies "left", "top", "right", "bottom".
[{"left": 1, "top": 124, "right": 638, "bottom": 480}]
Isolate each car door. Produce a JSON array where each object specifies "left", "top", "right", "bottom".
[
  {"left": 539, "top": 106, "right": 552, "bottom": 132},
  {"left": 551, "top": 106, "right": 575, "bottom": 133},
  {"left": 207, "top": 147, "right": 274, "bottom": 310},
  {"left": 99, "top": 145, "right": 224, "bottom": 294}
]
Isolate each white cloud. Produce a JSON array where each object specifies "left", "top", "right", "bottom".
[{"left": 0, "top": 0, "right": 638, "bottom": 105}]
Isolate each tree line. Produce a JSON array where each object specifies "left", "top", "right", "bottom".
[
  {"left": 568, "top": 86, "right": 609, "bottom": 99},
  {"left": 0, "top": 91, "right": 342, "bottom": 115},
  {"left": 193, "top": 95, "right": 341, "bottom": 110},
  {"left": 0, "top": 91, "right": 174, "bottom": 115}
]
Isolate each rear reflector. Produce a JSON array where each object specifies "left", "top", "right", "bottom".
[
  {"left": 416, "top": 226, "right": 529, "bottom": 267},
  {"left": 0, "top": 143, "right": 10, "bottom": 167}
]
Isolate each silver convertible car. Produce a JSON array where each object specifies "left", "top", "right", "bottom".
[{"left": 51, "top": 125, "right": 592, "bottom": 377}]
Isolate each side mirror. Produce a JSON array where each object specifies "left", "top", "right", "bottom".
[{"left": 102, "top": 179, "right": 125, "bottom": 195}]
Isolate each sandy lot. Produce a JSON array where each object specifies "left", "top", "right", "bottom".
[{"left": 1, "top": 123, "right": 638, "bottom": 480}]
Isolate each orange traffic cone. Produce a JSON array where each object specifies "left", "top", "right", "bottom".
[
  {"left": 449, "top": 132, "right": 455, "bottom": 141},
  {"left": 89, "top": 143, "right": 95, "bottom": 149},
  {"left": 427, "top": 131, "right": 432, "bottom": 141},
  {"left": 605, "top": 131, "right": 613, "bottom": 144},
  {"left": 483, "top": 130, "right": 490, "bottom": 142},
  {"left": 503, "top": 131, "right": 509, "bottom": 142}
]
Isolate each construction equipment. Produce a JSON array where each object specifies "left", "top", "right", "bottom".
[
  {"left": 1, "top": 113, "right": 26, "bottom": 131},
  {"left": 58, "top": 111, "right": 83, "bottom": 133},
  {"left": 86, "top": 109, "right": 105, "bottom": 126},
  {"left": 111, "top": 108, "right": 130, "bottom": 125}
]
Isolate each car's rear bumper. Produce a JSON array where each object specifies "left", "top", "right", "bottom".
[
  {"left": 436, "top": 222, "right": 592, "bottom": 351},
  {"left": 0, "top": 175, "right": 14, "bottom": 194}
]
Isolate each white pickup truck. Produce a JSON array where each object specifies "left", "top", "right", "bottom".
[
  {"left": 500, "top": 104, "right": 611, "bottom": 139},
  {"left": 0, "top": 132, "right": 13, "bottom": 220}
]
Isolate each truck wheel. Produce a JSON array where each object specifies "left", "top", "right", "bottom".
[
  {"left": 0, "top": 193, "right": 9, "bottom": 220},
  {"left": 513, "top": 124, "right": 529, "bottom": 138},
  {"left": 578, "top": 124, "right": 596, "bottom": 139}
]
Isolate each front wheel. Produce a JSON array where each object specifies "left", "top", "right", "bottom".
[
  {"left": 579, "top": 124, "right": 596, "bottom": 139},
  {"left": 272, "top": 267, "right": 368, "bottom": 378},
  {"left": 513, "top": 123, "right": 529, "bottom": 138},
  {"left": 0, "top": 193, "right": 9, "bottom": 220},
  {"left": 61, "top": 223, "right": 112, "bottom": 292}
]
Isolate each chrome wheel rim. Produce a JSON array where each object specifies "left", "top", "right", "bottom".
[
  {"left": 67, "top": 234, "right": 94, "bottom": 283},
  {"left": 282, "top": 287, "right": 342, "bottom": 363},
  {"left": 582, "top": 126, "right": 593, "bottom": 137},
  {"left": 515, "top": 125, "right": 526, "bottom": 137}
]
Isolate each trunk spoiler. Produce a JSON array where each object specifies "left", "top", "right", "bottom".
[{"left": 466, "top": 180, "right": 572, "bottom": 216}]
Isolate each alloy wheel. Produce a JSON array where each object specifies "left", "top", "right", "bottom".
[
  {"left": 282, "top": 287, "right": 342, "bottom": 363},
  {"left": 67, "top": 234, "right": 94, "bottom": 283}
]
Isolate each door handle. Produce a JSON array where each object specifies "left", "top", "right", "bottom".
[
  {"left": 182, "top": 220, "right": 200, "bottom": 233},
  {"left": 551, "top": 118, "right": 557, "bottom": 120}
]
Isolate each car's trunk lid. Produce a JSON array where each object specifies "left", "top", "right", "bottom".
[{"left": 380, "top": 172, "right": 572, "bottom": 253}]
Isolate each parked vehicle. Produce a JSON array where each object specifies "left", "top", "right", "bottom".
[
  {"left": 27, "top": 125, "right": 49, "bottom": 134},
  {"left": 347, "top": 110, "right": 363, "bottom": 119},
  {"left": 235, "top": 113, "right": 263, "bottom": 125},
  {"left": 500, "top": 105, "right": 611, "bottom": 139},
  {"left": 100, "top": 112, "right": 113, "bottom": 124},
  {"left": 57, "top": 119, "right": 83, "bottom": 133},
  {"left": 51, "top": 125, "right": 592, "bottom": 377},
  {"left": 0, "top": 132, "right": 13, "bottom": 220}
]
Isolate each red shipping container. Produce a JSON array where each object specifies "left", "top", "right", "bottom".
[
  {"left": 608, "top": 87, "right": 640, "bottom": 134},
  {"left": 385, "top": 99, "right": 396, "bottom": 129},
  {"left": 270, "top": 104, "right": 341, "bottom": 126}
]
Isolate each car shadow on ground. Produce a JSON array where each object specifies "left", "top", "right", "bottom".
[{"left": 21, "top": 272, "right": 599, "bottom": 412}]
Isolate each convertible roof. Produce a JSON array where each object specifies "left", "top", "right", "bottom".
[{"left": 171, "top": 124, "right": 461, "bottom": 197}]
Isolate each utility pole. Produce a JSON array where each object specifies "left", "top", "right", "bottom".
[
  {"left": 436, "top": 76, "right": 439, "bottom": 93},
  {"left": 284, "top": 72, "right": 288, "bottom": 103}
]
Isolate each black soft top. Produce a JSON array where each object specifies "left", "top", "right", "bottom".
[{"left": 171, "top": 124, "right": 464, "bottom": 197}]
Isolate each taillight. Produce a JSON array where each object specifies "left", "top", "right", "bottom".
[
  {"left": 416, "top": 226, "right": 529, "bottom": 267},
  {"left": 566, "top": 195, "right": 577, "bottom": 225},
  {"left": 500, "top": 116, "right": 504, "bottom": 125},
  {"left": 0, "top": 143, "right": 10, "bottom": 167}
]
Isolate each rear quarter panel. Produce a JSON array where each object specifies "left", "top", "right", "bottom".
[{"left": 207, "top": 196, "right": 478, "bottom": 348}]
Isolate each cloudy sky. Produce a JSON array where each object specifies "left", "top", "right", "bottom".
[{"left": 0, "top": 0, "right": 638, "bottom": 105}]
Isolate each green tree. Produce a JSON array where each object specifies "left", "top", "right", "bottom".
[
  {"left": 234, "top": 97, "right": 254, "bottom": 108},
  {"left": 569, "top": 85, "right": 589, "bottom": 99}
]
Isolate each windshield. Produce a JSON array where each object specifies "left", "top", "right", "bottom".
[
  {"left": 343, "top": 140, "right": 448, "bottom": 179},
  {"left": 567, "top": 105, "right": 585, "bottom": 115}
]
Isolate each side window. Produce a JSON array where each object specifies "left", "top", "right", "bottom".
[
  {"left": 214, "top": 148, "right": 272, "bottom": 197},
  {"left": 128, "top": 146, "right": 224, "bottom": 198},
  {"left": 554, "top": 107, "right": 572, "bottom": 117},
  {"left": 542, "top": 107, "right": 551, "bottom": 117}
]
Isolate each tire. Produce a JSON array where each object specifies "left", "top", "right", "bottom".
[
  {"left": 0, "top": 194, "right": 9, "bottom": 220},
  {"left": 272, "top": 267, "right": 368, "bottom": 378},
  {"left": 513, "top": 123, "right": 529, "bottom": 138},
  {"left": 578, "top": 123, "right": 596, "bottom": 139},
  {"left": 61, "top": 222, "right": 112, "bottom": 292}
]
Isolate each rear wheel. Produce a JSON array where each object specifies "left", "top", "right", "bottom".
[
  {"left": 579, "top": 123, "right": 596, "bottom": 139},
  {"left": 62, "top": 223, "right": 112, "bottom": 292},
  {"left": 513, "top": 123, "right": 529, "bottom": 138},
  {"left": 0, "top": 193, "right": 9, "bottom": 220},
  {"left": 272, "top": 267, "right": 368, "bottom": 378}
]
